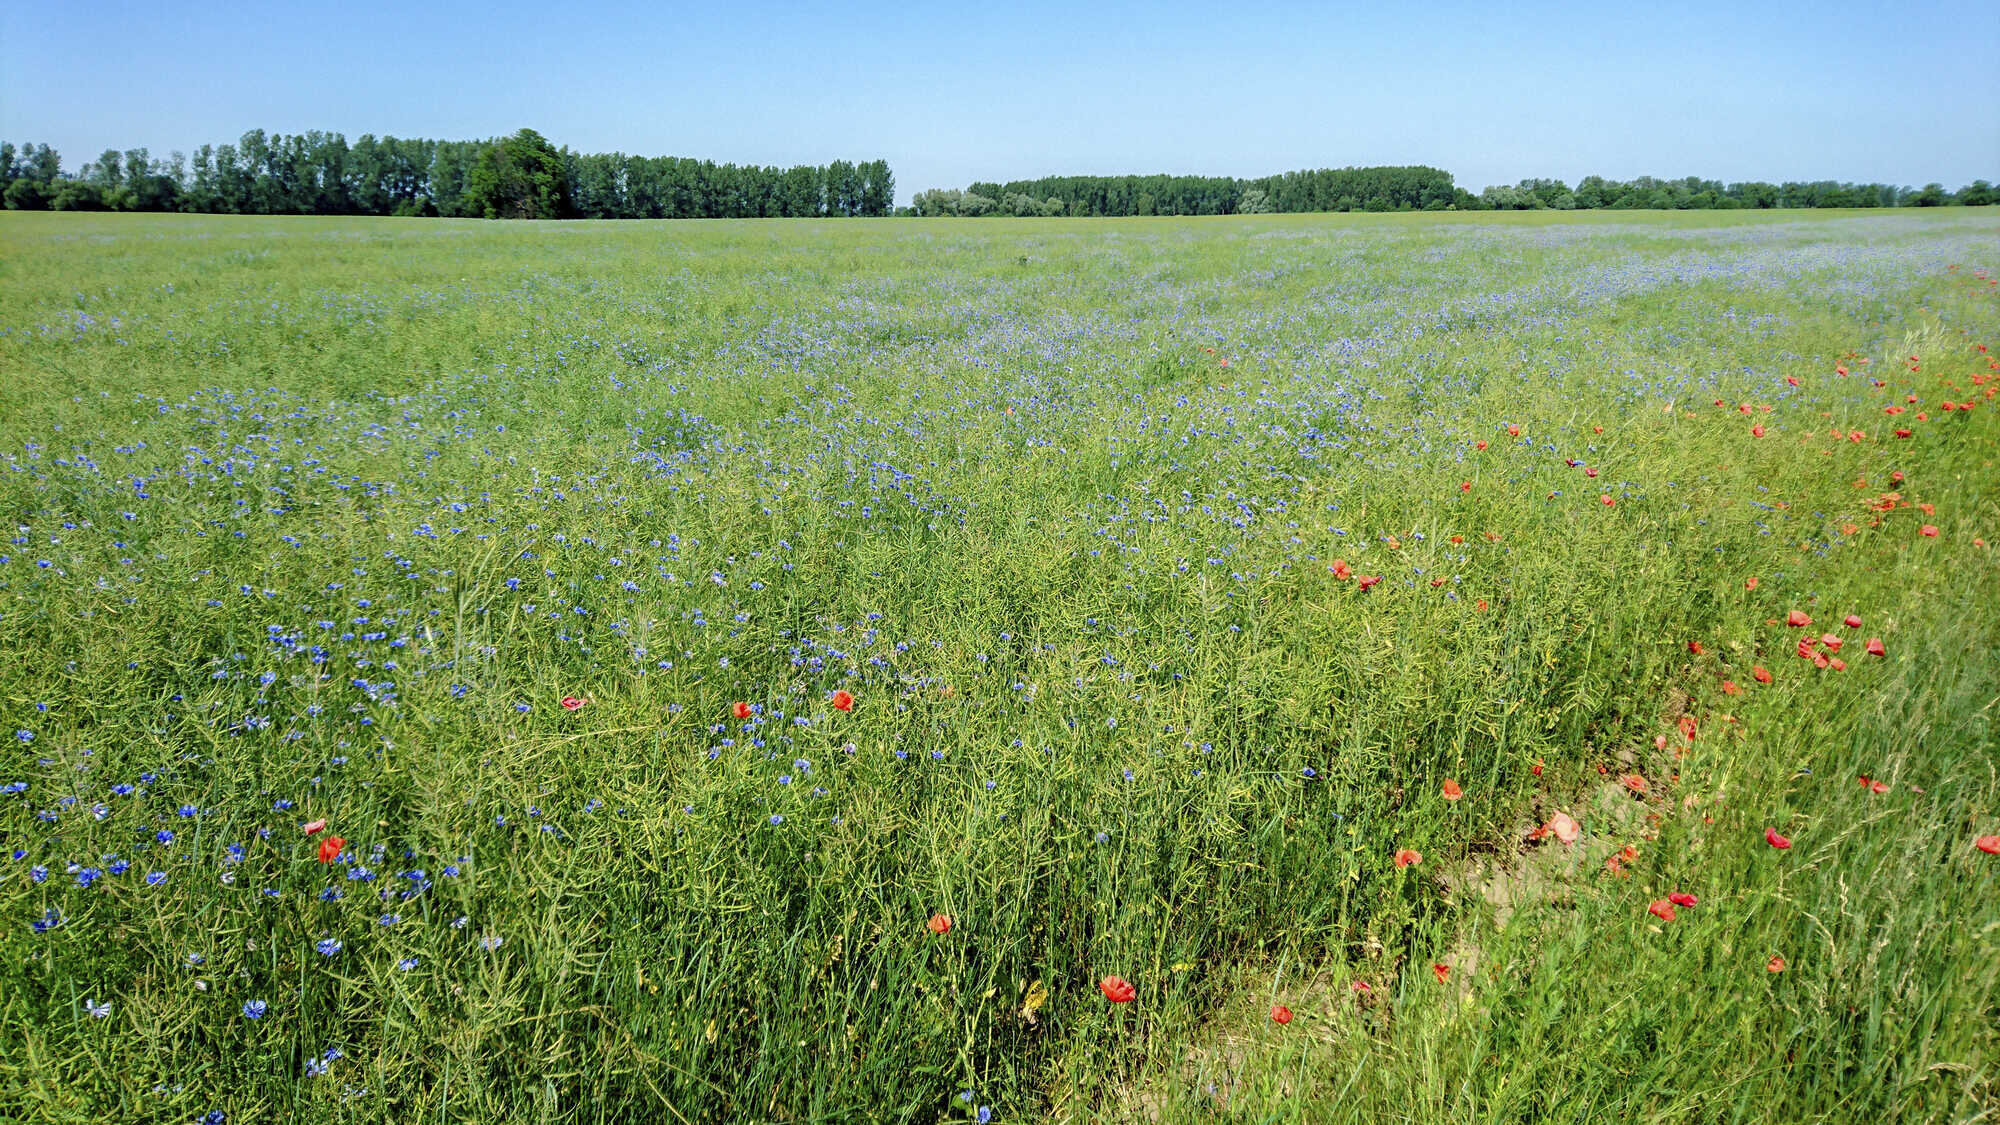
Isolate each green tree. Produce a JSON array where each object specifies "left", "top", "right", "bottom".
[{"left": 462, "top": 130, "right": 573, "bottom": 219}]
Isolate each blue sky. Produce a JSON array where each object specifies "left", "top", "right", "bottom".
[{"left": 3, "top": 1, "right": 1995, "bottom": 203}]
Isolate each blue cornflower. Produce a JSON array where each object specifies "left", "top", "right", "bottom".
[
  {"left": 769, "top": 814, "right": 784, "bottom": 825},
  {"left": 316, "top": 938, "right": 342, "bottom": 956},
  {"left": 242, "top": 1000, "right": 267, "bottom": 1019},
  {"left": 155, "top": 829, "right": 174, "bottom": 844},
  {"left": 86, "top": 999, "right": 112, "bottom": 1019},
  {"left": 397, "top": 958, "right": 419, "bottom": 971},
  {"left": 145, "top": 871, "right": 167, "bottom": 886}
]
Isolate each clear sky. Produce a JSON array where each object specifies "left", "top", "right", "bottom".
[{"left": 3, "top": 0, "right": 1995, "bottom": 203}]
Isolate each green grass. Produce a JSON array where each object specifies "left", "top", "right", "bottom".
[{"left": 1, "top": 208, "right": 1996, "bottom": 1123}]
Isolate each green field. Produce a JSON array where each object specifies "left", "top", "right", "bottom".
[{"left": 2, "top": 209, "right": 1997, "bottom": 1123}]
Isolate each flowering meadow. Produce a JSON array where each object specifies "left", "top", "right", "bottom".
[{"left": 2, "top": 209, "right": 1997, "bottom": 1123}]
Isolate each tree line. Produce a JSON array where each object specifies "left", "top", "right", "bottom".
[
  {"left": 0, "top": 129, "right": 894, "bottom": 219},
  {"left": 1474, "top": 175, "right": 1995, "bottom": 210},
  {"left": 913, "top": 168, "right": 1996, "bottom": 217},
  {"left": 912, "top": 166, "right": 1463, "bottom": 217}
]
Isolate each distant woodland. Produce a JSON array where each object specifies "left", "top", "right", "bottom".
[{"left": 3, "top": 128, "right": 1991, "bottom": 218}]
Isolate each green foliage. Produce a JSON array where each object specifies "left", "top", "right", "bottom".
[
  {"left": 464, "top": 128, "right": 571, "bottom": 219},
  {"left": 0, "top": 133, "right": 895, "bottom": 219},
  {"left": 0, "top": 209, "right": 1996, "bottom": 1123}
]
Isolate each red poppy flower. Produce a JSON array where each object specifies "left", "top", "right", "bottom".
[
  {"left": 1745, "top": 576, "right": 1759, "bottom": 590},
  {"left": 831, "top": 690, "right": 854, "bottom": 712},
  {"left": 1475, "top": 599, "right": 1488, "bottom": 612},
  {"left": 1865, "top": 638, "right": 1886, "bottom": 657},
  {"left": 1787, "top": 610, "right": 1812, "bottom": 628},
  {"left": 1622, "top": 773, "right": 1648, "bottom": 795},
  {"left": 1844, "top": 614, "right": 1862, "bottom": 628},
  {"left": 1475, "top": 440, "right": 1488, "bottom": 451},
  {"left": 1600, "top": 494, "right": 1615, "bottom": 507},
  {"left": 1750, "top": 424, "right": 1765, "bottom": 437},
  {"left": 1869, "top": 780, "right": 1889, "bottom": 794},
  {"left": 1819, "top": 634, "right": 1842, "bottom": 652},
  {"left": 1722, "top": 680, "right": 1740, "bottom": 695},
  {"left": 1920, "top": 524, "right": 1939, "bottom": 538},
  {"left": 1752, "top": 666, "right": 1771, "bottom": 684},
  {"left": 1394, "top": 848, "right": 1422, "bottom": 868},
  {"left": 1688, "top": 640, "right": 1704, "bottom": 655},
  {"left": 1593, "top": 425, "right": 1604, "bottom": 433},
  {"left": 1648, "top": 899, "right": 1677, "bottom": 922},
  {"left": 302, "top": 819, "right": 327, "bottom": 836},
  {"left": 1331, "top": 559, "right": 1351, "bottom": 580},
  {"left": 927, "top": 913, "right": 952, "bottom": 934},
  {"left": 732, "top": 701, "right": 752, "bottom": 719},
  {"left": 1350, "top": 979, "right": 1371, "bottom": 994},
  {"left": 1441, "top": 779, "right": 1463, "bottom": 801},
  {"left": 317, "top": 836, "right": 346, "bottom": 863},
  {"left": 1976, "top": 836, "right": 2000, "bottom": 855},
  {"left": 1764, "top": 827, "right": 1791, "bottom": 850},
  {"left": 1098, "top": 975, "right": 1136, "bottom": 1003},
  {"left": 1432, "top": 963, "right": 1451, "bottom": 983},
  {"left": 1270, "top": 1004, "right": 1294, "bottom": 1024},
  {"left": 1531, "top": 760, "right": 1544, "bottom": 777},
  {"left": 1548, "top": 811, "right": 1581, "bottom": 843},
  {"left": 1506, "top": 424, "right": 1520, "bottom": 437},
  {"left": 1830, "top": 657, "right": 1846, "bottom": 671},
  {"left": 1356, "top": 575, "right": 1380, "bottom": 591},
  {"left": 1460, "top": 481, "right": 1472, "bottom": 493},
  {"left": 1836, "top": 365, "right": 1847, "bottom": 376},
  {"left": 1668, "top": 892, "right": 1699, "bottom": 907},
  {"left": 560, "top": 695, "right": 586, "bottom": 711},
  {"left": 1767, "top": 955, "right": 1786, "bottom": 973}
]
